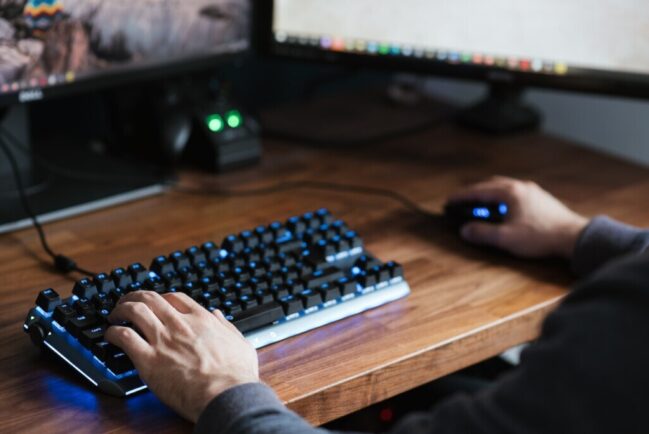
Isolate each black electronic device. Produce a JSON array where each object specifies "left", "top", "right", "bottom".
[
  {"left": 0, "top": 0, "right": 253, "bottom": 234},
  {"left": 444, "top": 202, "right": 509, "bottom": 227},
  {"left": 258, "top": 1, "right": 649, "bottom": 133},
  {"left": 23, "top": 208, "right": 410, "bottom": 396},
  {"left": 185, "top": 105, "right": 262, "bottom": 172}
]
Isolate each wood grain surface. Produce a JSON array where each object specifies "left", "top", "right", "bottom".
[{"left": 2, "top": 112, "right": 649, "bottom": 433}]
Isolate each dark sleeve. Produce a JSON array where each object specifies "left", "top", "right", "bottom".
[
  {"left": 571, "top": 215, "right": 649, "bottom": 277},
  {"left": 195, "top": 252, "right": 649, "bottom": 434}
]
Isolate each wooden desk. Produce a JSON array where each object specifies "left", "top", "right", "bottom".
[{"left": 2, "top": 120, "right": 649, "bottom": 433}]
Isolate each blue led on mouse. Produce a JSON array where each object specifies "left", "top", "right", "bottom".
[{"left": 444, "top": 201, "right": 509, "bottom": 226}]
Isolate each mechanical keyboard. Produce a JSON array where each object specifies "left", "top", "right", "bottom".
[{"left": 23, "top": 208, "right": 410, "bottom": 396}]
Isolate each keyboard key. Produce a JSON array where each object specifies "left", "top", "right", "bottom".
[
  {"left": 269, "top": 221, "right": 289, "bottom": 239},
  {"left": 128, "top": 263, "right": 149, "bottom": 282},
  {"left": 170, "top": 251, "right": 191, "bottom": 269},
  {"left": 125, "top": 281, "right": 143, "bottom": 293},
  {"left": 74, "top": 297, "right": 96, "bottom": 316},
  {"left": 186, "top": 246, "right": 207, "bottom": 265},
  {"left": 255, "top": 226, "right": 274, "bottom": 244},
  {"left": 150, "top": 256, "right": 175, "bottom": 275},
  {"left": 255, "top": 289, "right": 274, "bottom": 304},
  {"left": 200, "top": 276, "right": 219, "bottom": 292},
  {"left": 385, "top": 261, "right": 404, "bottom": 278},
  {"left": 239, "top": 294, "right": 258, "bottom": 310},
  {"left": 318, "top": 283, "right": 341, "bottom": 302},
  {"left": 106, "top": 351, "right": 134, "bottom": 375},
  {"left": 53, "top": 303, "right": 76, "bottom": 325},
  {"left": 222, "top": 234, "right": 245, "bottom": 253},
  {"left": 337, "top": 277, "right": 357, "bottom": 295},
  {"left": 298, "top": 288, "right": 322, "bottom": 308},
  {"left": 181, "top": 281, "right": 202, "bottom": 299},
  {"left": 111, "top": 267, "right": 133, "bottom": 288},
  {"left": 286, "top": 216, "right": 306, "bottom": 234},
  {"left": 93, "top": 341, "right": 120, "bottom": 361},
  {"left": 144, "top": 276, "right": 166, "bottom": 293},
  {"left": 239, "top": 230, "right": 260, "bottom": 249},
  {"left": 355, "top": 255, "right": 381, "bottom": 270},
  {"left": 222, "top": 300, "right": 242, "bottom": 315},
  {"left": 94, "top": 273, "right": 116, "bottom": 293},
  {"left": 274, "top": 238, "right": 302, "bottom": 254},
  {"left": 279, "top": 294, "right": 302, "bottom": 315},
  {"left": 232, "top": 302, "right": 284, "bottom": 333},
  {"left": 357, "top": 271, "right": 378, "bottom": 287},
  {"left": 73, "top": 278, "right": 98, "bottom": 299},
  {"left": 68, "top": 315, "right": 99, "bottom": 338},
  {"left": 36, "top": 288, "right": 61, "bottom": 312},
  {"left": 92, "top": 293, "right": 113, "bottom": 311},
  {"left": 201, "top": 241, "right": 220, "bottom": 261},
  {"left": 304, "top": 267, "right": 345, "bottom": 289},
  {"left": 79, "top": 325, "right": 106, "bottom": 348}
]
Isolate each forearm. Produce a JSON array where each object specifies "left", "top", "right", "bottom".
[{"left": 571, "top": 216, "right": 649, "bottom": 277}]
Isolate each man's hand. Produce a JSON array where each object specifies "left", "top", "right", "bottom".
[
  {"left": 447, "top": 176, "right": 589, "bottom": 259},
  {"left": 104, "top": 291, "right": 259, "bottom": 422}
]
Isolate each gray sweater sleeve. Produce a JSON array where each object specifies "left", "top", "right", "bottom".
[
  {"left": 571, "top": 216, "right": 649, "bottom": 277},
  {"left": 194, "top": 383, "right": 347, "bottom": 434}
]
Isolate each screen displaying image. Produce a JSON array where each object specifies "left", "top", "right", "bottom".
[
  {"left": 273, "top": 0, "right": 649, "bottom": 77},
  {"left": 0, "top": 0, "right": 251, "bottom": 92}
]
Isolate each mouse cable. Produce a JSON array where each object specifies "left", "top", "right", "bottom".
[
  {"left": 0, "top": 135, "right": 96, "bottom": 276},
  {"left": 173, "top": 180, "right": 440, "bottom": 221}
]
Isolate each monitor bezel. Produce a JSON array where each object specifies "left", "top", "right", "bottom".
[{"left": 256, "top": 0, "right": 649, "bottom": 100}]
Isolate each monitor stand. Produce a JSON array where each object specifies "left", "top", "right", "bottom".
[
  {"left": 457, "top": 83, "right": 542, "bottom": 134},
  {"left": 0, "top": 105, "right": 170, "bottom": 234}
]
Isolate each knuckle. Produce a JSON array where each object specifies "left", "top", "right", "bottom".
[{"left": 130, "top": 302, "right": 149, "bottom": 316}]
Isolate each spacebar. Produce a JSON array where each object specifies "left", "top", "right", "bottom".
[{"left": 233, "top": 302, "right": 284, "bottom": 333}]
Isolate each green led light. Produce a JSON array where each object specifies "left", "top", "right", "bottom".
[
  {"left": 378, "top": 44, "right": 390, "bottom": 55},
  {"left": 206, "top": 114, "right": 224, "bottom": 133},
  {"left": 226, "top": 110, "right": 243, "bottom": 128}
]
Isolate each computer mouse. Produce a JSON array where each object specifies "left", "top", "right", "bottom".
[{"left": 444, "top": 201, "right": 509, "bottom": 227}]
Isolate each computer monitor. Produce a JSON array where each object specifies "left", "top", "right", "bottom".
[
  {"left": 259, "top": 0, "right": 649, "bottom": 130},
  {"left": 0, "top": 0, "right": 252, "bottom": 233}
]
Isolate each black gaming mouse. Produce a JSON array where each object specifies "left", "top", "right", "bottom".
[{"left": 443, "top": 201, "right": 509, "bottom": 227}]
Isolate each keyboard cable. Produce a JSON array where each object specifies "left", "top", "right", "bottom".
[
  {"left": 0, "top": 134, "right": 96, "bottom": 276},
  {"left": 172, "top": 180, "right": 439, "bottom": 221}
]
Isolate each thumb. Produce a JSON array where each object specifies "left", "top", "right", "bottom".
[{"left": 460, "top": 222, "right": 510, "bottom": 249}]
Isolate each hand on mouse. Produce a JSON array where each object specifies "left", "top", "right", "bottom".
[
  {"left": 447, "top": 176, "right": 589, "bottom": 259},
  {"left": 105, "top": 290, "right": 260, "bottom": 422}
]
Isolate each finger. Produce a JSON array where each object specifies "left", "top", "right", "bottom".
[
  {"left": 447, "top": 181, "right": 516, "bottom": 204},
  {"left": 109, "top": 301, "right": 164, "bottom": 344},
  {"left": 460, "top": 222, "right": 512, "bottom": 250},
  {"left": 105, "top": 325, "right": 154, "bottom": 367},
  {"left": 162, "top": 291, "right": 201, "bottom": 315},
  {"left": 119, "top": 290, "right": 182, "bottom": 326}
]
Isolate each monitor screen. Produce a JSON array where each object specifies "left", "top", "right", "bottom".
[
  {"left": 0, "top": 0, "right": 251, "bottom": 102},
  {"left": 270, "top": 0, "right": 649, "bottom": 90}
]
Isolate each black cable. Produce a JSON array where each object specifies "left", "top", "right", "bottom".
[
  {"left": 0, "top": 136, "right": 96, "bottom": 276},
  {"left": 173, "top": 180, "right": 440, "bottom": 221}
]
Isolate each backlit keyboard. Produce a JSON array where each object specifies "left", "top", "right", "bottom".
[{"left": 23, "top": 209, "right": 410, "bottom": 396}]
